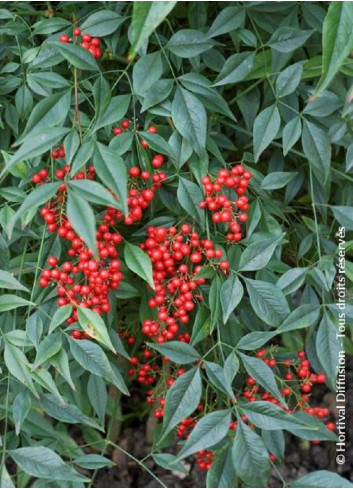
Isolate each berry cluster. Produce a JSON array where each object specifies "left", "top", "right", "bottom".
[
  {"left": 199, "top": 165, "right": 252, "bottom": 242},
  {"left": 39, "top": 219, "right": 123, "bottom": 329},
  {"left": 60, "top": 27, "right": 102, "bottom": 59},
  {"left": 139, "top": 225, "right": 229, "bottom": 343}
]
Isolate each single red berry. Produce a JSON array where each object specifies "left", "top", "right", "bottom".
[{"left": 59, "top": 34, "right": 70, "bottom": 43}]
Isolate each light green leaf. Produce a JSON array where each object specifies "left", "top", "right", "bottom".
[
  {"left": 315, "top": 2, "right": 353, "bottom": 96},
  {"left": 67, "top": 189, "right": 97, "bottom": 254},
  {"left": 8, "top": 447, "right": 88, "bottom": 482},
  {"left": 129, "top": 1, "right": 177, "bottom": 58},
  {"left": 0, "top": 270, "right": 29, "bottom": 292},
  {"left": 124, "top": 241, "right": 154, "bottom": 289},
  {"left": 77, "top": 306, "right": 115, "bottom": 352},
  {"left": 0, "top": 294, "right": 34, "bottom": 312}
]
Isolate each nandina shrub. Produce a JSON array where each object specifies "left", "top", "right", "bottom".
[{"left": 0, "top": 2, "right": 352, "bottom": 488}]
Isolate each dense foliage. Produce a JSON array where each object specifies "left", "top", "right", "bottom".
[{"left": 0, "top": 1, "right": 352, "bottom": 488}]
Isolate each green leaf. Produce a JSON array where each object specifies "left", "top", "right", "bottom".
[
  {"left": 179, "top": 73, "right": 235, "bottom": 121},
  {"left": 220, "top": 273, "right": 243, "bottom": 323},
  {"left": 9, "top": 182, "right": 60, "bottom": 237},
  {"left": 278, "top": 305, "right": 321, "bottom": 333},
  {"left": 32, "top": 333, "right": 62, "bottom": 369},
  {"left": 132, "top": 52, "right": 163, "bottom": 95},
  {"left": 330, "top": 206, "right": 353, "bottom": 230},
  {"left": 94, "top": 143, "right": 128, "bottom": 215},
  {"left": 48, "top": 305, "right": 72, "bottom": 334},
  {"left": 161, "top": 367, "right": 202, "bottom": 439},
  {"left": 77, "top": 306, "right": 115, "bottom": 352},
  {"left": 1, "top": 127, "right": 70, "bottom": 176},
  {"left": 205, "top": 361, "right": 235, "bottom": 400},
  {"left": 238, "top": 353, "right": 286, "bottom": 405},
  {"left": 209, "top": 274, "right": 223, "bottom": 329},
  {"left": 32, "top": 17, "right": 72, "bottom": 35},
  {"left": 240, "top": 401, "right": 315, "bottom": 431},
  {"left": 70, "top": 139, "right": 95, "bottom": 176},
  {"left": 4, "top": 340, "right": 37, "bottom": 397},
  {"left": 315, "top": 2, "right": 353, "bottom": 96},
  {"left": 275, "top": 63, "right": 303, "bottom": 97},
  {"left": 129, "top": 1, "right": 177, "bottom": 58},
  {"left": 64, "top": 130, "right": 80, "bottom": 165},
  {"left": 67, "top": 336, "right": 129, "bottom": 395},
  {"left": 80, "top": 9, "right": 125, "bottom": 36},
  {"left": 0, "top": 270, "right": 29, "bottom": 292},
  {"left": 207, "top": 6, "right": 245, "bottom": 38},
  {"left": 17, "top": 91, "right": 71, "bottom": 145},
  {"left": 138, "top": 131, "right": 173, "bottom": 157},
  {"left": 277, "top": 267, "right": 308, "bottom": 295},
  {"left": 48, "top": 41, "right": 100, "bottom": 71},
  {"left": 68, "top": 180, "right": 121, "bottom": 211},
  {"left": 268, "top": 27, "right": 314, "bottom": 53},
  {"left": 74, "top": 454, "right": 115, "bottom": 470},
  {"left": 290, "top": 471, "right": 353, "bottom": 488},
  {"left": 261, "top": 172, "right": 298, "bottom": 191},
  {"left": 191, "top": 305, "right": 211, "bottom": 346},
  {"left": 238, "top": 234, "right": 282, "bottom": 271},
  {"left": 67, "top": 189, "right": 97, "bottom": 254},
  {"left": 153, "top": 454, "right": 188, "bottom": 475},
  {"left": 87, "top": 374, "right": 107, "bottom": 425},
  {"left": 167, "top": 29, "right": 214, "bottom": 57},
  {"left": 50, "top": 349, "right": 75, "bottom": 390},
  {"left": 0, "top": 464, "right": 14, "bottom": 489},
  {"left": 244, "top": 278, "right": 289, "bottom": 327},
  {"left": 207, "top": 444, "right": 237, "bottom": 488},
  {"left": 8, "top": 447, "right": 88, "bottom": 482},
  {"left": 302, "top": 120, "right": 331, "bottom": 183},
  {"left": 282, "top": 117, "right": 302, "bottom": 156},
  {"left": 175, "top": 410, "right": 231, "bottom": 461},
  {"left": 12, "top": 390, "right": 32, "bottom": 435},
  {"left": 290, "top": 411, "right": 337, "bottom": 441},
  {"left": 39, "top": 393, "right": 102, "bottom": 431},
  {"left": 253, "top": 104, "right": 280, "bottom": 162},
  {"left": 316, "top": 313, "right": 341, "bottom": 390},
  {"left": 232, "top": 418, "right": 270, "bottom": 488},
  {"left": 172, "top": 87, "right": 207, "bottom": 156},
  {"left": 0, "top": 294, "right": 34, "bottom": 312},
  {"left": 124, "top": 241, "right": 154, "bottom": 289},
  {"left": 236, "top": 331, "right": 278, "bottom": 351},
  {"left": 94, "top": 95, "right": 130, "bottom": 131},
  {"left": 177, "top": 177, "right": 205, "bottom": 228},
  {"left": 141, "top": 79, "right": 174, "bottom": 112},
  {"left": 147, "top": 341, "right": 200, "bottom": 364},
  {"left": 213, "top": 52, "right": 255, "bottom": 86}
]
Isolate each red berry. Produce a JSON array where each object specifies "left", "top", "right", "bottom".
[{"left": 59, "top": 34, "right": 70, "bottom": 43}]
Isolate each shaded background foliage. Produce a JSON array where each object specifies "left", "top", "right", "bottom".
[{"left": 0, "top": 1, "right": 352, "bottom": 488}]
